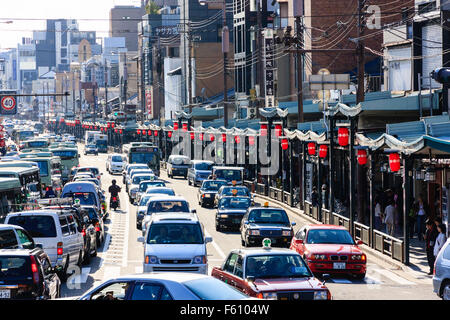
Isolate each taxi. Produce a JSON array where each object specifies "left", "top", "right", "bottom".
[
  {"left": 214, "top": 184, "right": 252, "bottom": 208},
  {"left": 215, "top": 195, "right": 252, "bottom": 231},
  {"left": 290, "top": 225, "right": 367, "bottom": 279},
  {"left": 197, "top": 179, "right": 228, "bottom": 207},
  {"left": 240, "top": 203, "right": 295, "bottom": 248},
  {"left": 211, "top": 239, "right": 331, "bottom": 300}
]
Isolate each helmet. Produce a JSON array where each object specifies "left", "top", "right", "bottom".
[{"left": 112, "top": 179, "right": 116, "bottom": 185}]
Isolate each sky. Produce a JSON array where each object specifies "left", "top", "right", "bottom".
[{"left": 0, "top": 0, "right": 143, "bottom": 50}]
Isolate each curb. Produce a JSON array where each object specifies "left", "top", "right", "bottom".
[{"left": 253, "top": 193, "right": 406, "bottom": 271}]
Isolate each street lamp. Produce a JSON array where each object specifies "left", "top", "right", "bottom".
[{"left": 199, "top": 0, "right": 229, "bottom": 127}]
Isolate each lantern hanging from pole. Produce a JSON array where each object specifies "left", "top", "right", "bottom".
[
  {"left": 222, "top": 133, "right": 227, "bottom": 143},
  {"left": 260, "top": 124, "right": 268, "bottom": 137},
  {"left": 119, "top": 129, "right": 123, "bottom": 134},
  {"left": 249, "top": 136, "right": 255, "bottom": 146},
  {"left": 182, "top": 123, "right": 188, "bottom": 132},
  {"left": 319, "top": 145, "right": 328, "bottom": 158},
  {"left": 235, "top": 135, "right": 241, "bottom": 144},
  {"left": 275, "top": 124, "right": 282, "bottom": 138},
  {"left": 115, "top": 129, "right": 118, "bottom": 133},
  {"left": 357, "top": 149, "right": 368, "bottom": 165},
  {"left": 111, "top": 123, "right": 115, "bottom": 128},
  {"left": 281, "top": 138, "right": 289, "bottom": 150},
  {"left": 148, "top": 130, "right": 152, "bottom": 136},
  {"left": 168, "top": 131, "right": 173, "bottom": 138},
  {"left": 190, "top": 132, "right": 195, "bottom": 140},
  {"left": 142, "top": 130, "right": 147, "bottom": 136},
  {"left": 154, "top": 131, "right": 158, "bottom": 137},
  {"left": 389, "top": 153, "right": 401, "bottom": 172},
  {"left": 307, "top": 142, "right": 316, "bottom": 155},
  {"left": 209, "top": 134, "right": 215, "bottom": 142},
  {"left": 137, "top": 129, "right": 141, "bottom": 135},
  {"left": 173, "top": 122, "right": 179, "bottom": 131},
  {"left": 338, "top": 127, "right": 349, "bottom": 147}
]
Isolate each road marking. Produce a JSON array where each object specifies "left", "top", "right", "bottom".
[
  {"left": 102, "top": 266, "right": 121, "bottom": 283},
  {"left": 372, "top": 269, "right": 416, "bottom": 285},
  {"left": 329, "top": 278, "right": 353, "bottom": 284},
  {"left": 364, "top": 276, "right": 382, "bottom": 284},
  {"left": 122, "top": 198, "right": 130, "bottom": 267},
  {"left": 135, "top": 266, "right": 143, "bottom": 274},
  {"left": 204, "top": 230, "right": 226, "bottom": 259}
]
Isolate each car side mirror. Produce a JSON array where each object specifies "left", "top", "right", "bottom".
[
  {"left": 35, "top": 243, "right": 43, "bottom": 249},
  {"left": 137, "top": 236, "right": 144, "bottom": 243},
  {"left": 291, "top": 222, "right": 296, "bottom": 226},
  {"left": 205, "top": 237, "right": 213, "bottom": 243},
  {"left": 191, "top": 209, "right": 197, "bottom": 214},
  {"left": 356, "top": 240, "right": 363, "bottom": 245},
  {"left": 244, "top": 221, "right": 249, "bottom": 225},
  {"left": 246, "top": 276, "right": 255, "bottom": 283},
  {"left": 321, "top": 274, "right": 331, "bottom": 283}
]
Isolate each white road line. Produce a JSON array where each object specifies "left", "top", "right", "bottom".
[
  {"left": 135, "top": 266, "right": 143, "bottom": 274},
  {"left": 330, "top": 278, "right": 353, "bottom": 284},
  {"left": 122, "top": 200, "right": 130, "bottom": 267},
  {"left": 102, "top": 266, "right": 121, "bottom": 283},
  {"left": 364, "top": 276, "right": 383, "bottom": 284},
  {"left": 372, "top": 269, "right": 416, "bottom": 285},
  {"left": 204, "top": 230, "right": 226, "bottom": 259}
]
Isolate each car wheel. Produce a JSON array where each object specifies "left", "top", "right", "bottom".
[
  {"left": 96, "top": 235, "right": 101, "bottom": 247},
  {"left": 241, "top": 239, "right": 246, "bottom": 247},
  {"left": 77, "top": 250, "right": 83, "bottom": 267},
  {"left": 215, "top": 222, "right": 221, "bottom": 232},
  {"left": 83, "top": 246, "right": 91, "bottom": 264},
  {"left": 354, "top": 273, "right": 366, "bottom": 281},
  {"left": 442, "top": 282, "right": 450, "bottom": 300},
  {"left": 188, "top": 178, "right": 191, "bottom": 186},
  {"left": 58, "top": 257, "right": 69, "bottom": 283}
]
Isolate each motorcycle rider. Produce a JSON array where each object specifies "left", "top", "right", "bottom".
[{"left": 108, "top": 179, "right": 121, "bottom": 208}]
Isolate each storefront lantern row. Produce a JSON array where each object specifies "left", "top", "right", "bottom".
[
  {"left": 319, "top": 145, "right": 328, "bottom": 158},
  {"left": 357, "top": 149, "right": 367, "bottom": 165},
  {"left": 168, "top": 131, "right": 173, "bottom": 138},
  {"left": 249, "top": 136, "right": 255, "bottom": 146},
  {"left": 389, "top": 153, "right": 401, "bottom": 172},
  {"left": 307, "top": 142, "right": 316, "bottom": 155},
  {"left": 173, "top": 122, "right": 179, "bottom": 131},
  {"left": 260, "top": 124, "right": 268, "bottom": 137},
  {"left": 281, "top": 138, "right": 289, "bottom": 150},
  {"left": 338, "top": 127, "right": 349, "bottom": 147}
]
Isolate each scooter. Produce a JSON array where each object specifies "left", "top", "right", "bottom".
[{"left": 110, "top": 197, "right": 120, "bottom": 211}]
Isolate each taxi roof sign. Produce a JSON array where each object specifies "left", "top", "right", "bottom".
[
  {"left": 264, "top": 202, "right": 269, "bottom": 207},
  {"left": 232, "top": 180, "right": 237, "bottom": 186},
  {"left": 231, "top": 189, "right": 238, "bottom": 196},
  {"left": 262, "top": 238, "right": 272, "bottom": 249}
]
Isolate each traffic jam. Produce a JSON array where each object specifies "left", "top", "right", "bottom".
[{"left": 0, "top": 119, "right": 440, "bottom": 302}]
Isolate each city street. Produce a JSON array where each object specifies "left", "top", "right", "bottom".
[{"left": 59, "top": 149, "right": 440, "bottom": 300}]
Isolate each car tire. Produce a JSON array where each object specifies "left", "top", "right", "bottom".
[
  {"left": 58, "top": 257, "right": 69, "bottom": 283},
  {"left": 441, "top": 281, "right": 450, "bottom": 300},
  {"left": 83, "top": 246, "right": 91, "bottom": 265},
  {"left": 188, "top": 178, "right": 191, "bottom": 186},
  {"left": 354, "top": 273, "right": 366, "bottom": 281},
  {"left": 241, "top": 239, "right": 246, "bottom": 247},
  {"left": 77, "top": 250, "right": 83, "bottom": 267}
]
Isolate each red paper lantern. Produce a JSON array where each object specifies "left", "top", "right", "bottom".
[
  {"left": 222, "top": 134, "right": 227, "bottom": 143},
  {"left": 249, "top": 136, "right": 255, "bottom": 146},
  {"left": 281, "top": 138, "right": 289, "bottom": 150},
  {"left": 154, "top": 131, "right": 158, "bottom": 137},
  {"left": 119, "top": 129, "right": 123, "bottom": 134},
  {"left": 275, "top": 124, "right": 282, "bottom": 138},
  {"left": 111, "top": 123, "right": 115, "bottom": 128},
  {"left": 173, "top": 122, "right": 179, "bottom": 131},
  {"left": 357, "top": 149, "right": 368, "bottom": 165},
  {"left": 338, "top": 127, "right": 349, "bottom": 147},
  {"left": 319, "top": 145, "right": 328, "bottom": 158},
  {"left": 107, "top": 122, "right": 111, "bottom": 128},
  {"left": 307, "top": 143, "right": 316, "bottom": 155},
  {"left": 209, "top": 134, "right": 215, "bottom": 142},
  {"left": 182, "top": 123, "right": 188, "bottom": 132},
  {"left": 190, "top": 132, "right": 195, "bottom": 140},
  {"left": 235, "top": 136, "right": 241, "bottom": 144},
  {"left": 260, "top": 124, "right": 268, "bottom": 137},
  {"left": 168, "top": 131, "right": 173, "bottom": 138},
  {"left": 137, "top": 129, "right": 141, "bottom": 135},
  {"left": 389, "top": 153, "right": 401, "bottom": 172},
  {"left": 115, "top": 129, "right": 118, "bottom": 133}
]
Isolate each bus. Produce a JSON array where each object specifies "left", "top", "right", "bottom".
[
  {"left": 22, "top": 139, "right": 49, "bottom": 150},
  {"left": 85, "top": 131, "right": 99, "bottom": 145},
  {"left": 48, "top": 147, "right": 79, "bottom": 183},
  {"left": 0, "top": 177, "right": 25, "bottom": 223},
  {"left": 93, "top": 133, "right": 108, "bottom": 153},
  {"left": 20, "top": 155, "right": 62, "bottom": 193},
  {"left": 123, "top": 144, "right": 160, "bottom": 177},
  {"left": 13, "top": 128, "right": 35, "bottom": 143},
  {"left": 0, "top": 166, "right": 41, "bottom": 201}
]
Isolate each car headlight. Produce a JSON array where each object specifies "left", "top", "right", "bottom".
[
  {"left": 131, "top": 189, "right": 137, "bottom": 195},
  {"left": 314, "top": 291, "right": 328, "bottom": 300},
  {"left": 262, "top": 292, "right": 277, "bottom": 300},
  {"left": 282, "top": 230, "right": 292, "bottom": 236},
  {"left": 351, "top": 254, "right": 365, "bottom": 261},
  {"left": 145, "top": 255, "right": 159, "bottom": 264},
  {"left": 311, "top": 254, "right": 327, "bottom": 260},
  {"left": 220, "top": 214, "right": 228, "bottom": 218},
  {"left": 248, "top": 230, "right": 260, "bottom": 236},
  {"left": 193, "top": 256, "right": 207, "bottom": 264}
]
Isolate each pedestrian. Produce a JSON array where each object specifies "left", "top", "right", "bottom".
[
  {"left": 424, "top": 219, "right": 438, "bottom": 275},
  {"left": 434, "top": 224, "right": 447, "bottom": 259},
  {"left": 415, "top": 194, "right": 428, "bottom": 241},
  {"left": 384, "top": 200, "right": 396, "bottom": 236},
  {"left": 408, "top": 198, "right": 417, "bottom": 238},
  {"left": 311, "top": 187, "right": 319, "bottom": 207},
  {"left": 374, "top": 196, "right": 382, "bottom": 231}
]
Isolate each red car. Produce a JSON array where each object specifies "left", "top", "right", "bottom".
[
  {"left": 211, "top": 245, "right": 331, "bottom": 300},
  {"left": 290, "top": 225, "right": 366, "bottom": 279}
]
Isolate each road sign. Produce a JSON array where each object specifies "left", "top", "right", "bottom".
[{"left": 0, "top": 95, "right": 17, "bottom": 115}]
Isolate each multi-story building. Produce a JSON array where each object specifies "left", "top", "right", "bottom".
[{"left": 110, "top": 4, "right": 147, "bottom": 51}]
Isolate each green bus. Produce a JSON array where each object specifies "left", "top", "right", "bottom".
[
  {"left": 123, "top": 143, "right": 160, "bottom": 177},
  {"left": 0, "top": 167, "right": 41, "bottom": 201},
  {"left": 48, "top": 147, "right": 79, "bottom": 183},
  {"left": 22, "top": 139, "right": 49, "bottom": 150},
  {"left": 0, "top": 177, "right": 25, "bottom": 223},
  {"left": 20, "top": 155, "right": 62, "bottom": 192},
  {"left": 13, "top": 128, "right": 35, "bottom": 144}
]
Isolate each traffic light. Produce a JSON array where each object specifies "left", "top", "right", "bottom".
[{"left": 431, "top": 68, "right": 450, "bottom": 84}]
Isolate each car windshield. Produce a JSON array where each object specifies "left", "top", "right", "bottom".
[
  {"left": 139, "top": 196, "right": 153, "bottom": 206},
  {"left": 147, "top": 201, "right": 189, "bottom": 213},
  {"left": 78, "top": 168, "right": 99, "bottom": 175},
  {"left": 201, "top": 181, "right": 227, "bottom": 191},
  {"left": 87, "top": 145, "right": 97, "bottom": 148},
  {"left": 214, "top": 169, "right": 242, "bottom": 181},
  {"left": 247, "top": 209, "right": 290, "bottom": 224},
  {"left": 219, "top": 197, "right": 251, "bottom": 209},
  {"left": 183, "top": 278, "right": 248, "bottom": 300},
  {"left": 221, "top": 187, "right": 249, "bottom": 197},
  {"left": 139, "top": 182, "right": 165, "bottom": 191},
  {"left": 0, "top": 257, "right": 31, "bottom": 279},
  {"left": 128, "top": 166, "right": 148, "bottom": 174},
  {"left": 133, "top": 176, "right": 153, "bottom": 184},
  {"left": 69, "top": 192, "right": 97, "bottom": 206},
  {"left": 112, "top": 156, "right": 123, "bottom": 162},
  {"left": 7, "top": 216, "right": 57, "bottom": 238},
  {"left": 245, "top": 255, "right": 311, "bottom": 279},
  {"left": 306, "top": 229, "right": 355, "bottom": 245},
  {"left": 82, "top": 207, "right": 99, "bottom": 220},
  {"left": 52, "top": 150, "right": 77, "bottom": 159},
  {"left": 171, "top": 157, "right": 190, "bottom": 165},
  {"left": 145, "top": 187, "right": 173, "bottom": 194},
  {"left": 147, "top": 223, "right": 203, "bottom": 244},
  {"left": 194, "top": 163, "right": 213, "bottom": 171}
]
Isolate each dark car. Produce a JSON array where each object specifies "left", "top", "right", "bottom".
[
  {"left": 240, "top": 205, "right": 296, "bottom": 248},
  {"left": 0, "top": 248, "right": 61, "bottom": 300},
  {"left": 215, "top": 196, "right": 252, "bottom": 231},
  {"left": 80, "top": 206, "right": 105, "bottom": 247},
  {"left": 198, "top": 180, "right": 228, "bottom": 208},
  {"left": 214, "top": 185, "right": 253, "bottom": 208}
]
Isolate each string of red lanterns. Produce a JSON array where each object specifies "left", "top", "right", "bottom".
[
  {"left": 318, "top": 145, "right": 328, "bottom": 158},
  {"left": 338, "top": 127, "right": 349, "bottom": 147},
  {"left": 389, "top": 153, "right": 401, "bottom": 172},
  {"left": 307, "top": 143, "right": 316, "bottom": 155},
  {"left": 357, "top": 150, "right": 367, "bottom": 165}
]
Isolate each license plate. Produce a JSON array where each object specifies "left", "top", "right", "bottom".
[
  {"left": 205, "top": 194, "right": 210, "bottom": 198},
  {"left": 0, "top": 290, "right": 10, "bottom": 299},
  {"left": 233, "top": 219, "right": 241, "bottom": 224},
  {"left": 271, "top": 238, "right": 276, "bottom": 244},
  {"left": 333, "top": 262, "right": 346, "bottom": 270}
]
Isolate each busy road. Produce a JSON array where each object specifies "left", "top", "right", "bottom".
[{"left": 57, "top": 147, "right": 439, "bottom": 300}]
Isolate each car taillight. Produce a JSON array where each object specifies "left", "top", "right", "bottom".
[
  {"left": 57, "top": 242, "right": 63, "bottom": 255},
  {"left": 95, "top": 223, "right": 100, "bottom": 232},
  {"left": 113, "top": 197, "right": 117, "bottom": 201},
  {"left": 81, "top": 229, "right": 86, "bottom": 237},
  {"left": 256, "top": 293, "right": 264, "bottom": 299},
  {"left": 30, "top": 255, "right": 40, "bottom": 284}
]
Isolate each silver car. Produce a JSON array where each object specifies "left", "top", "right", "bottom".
[
  {"left": 433, "top": 238, "right": 450, "bottom": 300},
  {"left": 77, "top": 273, "right": 249, "bottom": 300}
]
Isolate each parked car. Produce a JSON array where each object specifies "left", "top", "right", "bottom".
[
  {"left": 187, "top": 160, "right": 214, "bottom": 187},
  {"left": 0, "top": 224, "right": 39, "bottom": 250},
  {"left": 0, "top": 248, "right": 61, "bottom": 300},
  {"left": 433, "top": 238, "right": 450, "bottom": 300},
  {"left": 290, "top": 225, "right": 366, "bottom": 279},
  {"left": 78, "top": 273, "right": 249, "bottom": 300},
  {"left": 138, "top": 213, "right": 212, "bottom": 274},
  {"left": 198, "top": 179, "right": 228, "bottom": 208},
  {"left": 107, "top": 154, "right": 126, "bottom": 175},
  {"left": 167, "top": 155, "right": 190, "bottom": 179},
  {"left": 84, "top": 144, "right": 98, "bottom": 155}
]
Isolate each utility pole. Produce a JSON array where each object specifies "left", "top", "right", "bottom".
[
  {"left": 222, "top": 0, "right": 229, "bottom": 128},
  {"left": 65, "top": 74, "right": 69, "bottom": 116},
  {"left": 188, "top": 21, "right": 193, "bottom": 112},
  {"left": 104, "top": 59, "right": 108, "bottom": 119},
  {"left": 356, "top": 0, "right": 366, "bottom": 104},
  {"left": 72, "top": 72, "right": 75, "bottom": 114},
  {"left": 257, "top": 0, "right": 264, "bottom": 116},
  {"left": 296, "top": 16, "right": 304, "bottom": 123}
]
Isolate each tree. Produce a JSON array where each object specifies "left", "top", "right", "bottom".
[{"left": 146, "top": 1, "right": 161, "bottom": 14}]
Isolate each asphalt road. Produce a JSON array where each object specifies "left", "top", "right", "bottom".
[{"left": 60, "top": 150, "right": 440, "bottom": 300}]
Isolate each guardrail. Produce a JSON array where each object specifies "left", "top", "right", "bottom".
[
  {"left": 322, "top": 208, "right": 330, "bottom": 224},
  {"left": 353, "top": 222, "right": 371, "bottom": 246},
  {"left": 373, "top": 230, "right": 404, "bottom": 262},
  {"left": 330, "top": 212, "right": 350, "bottom": 231},
  {"left": 269, "top": 187, "right": 283, "bottom": 202},
  {"left": 283, "top": 191, "right": 291, "bottom": 206},
  {"left": 256, "top": 183, "right": 266, "bottom": 196},
  {"left": 304, "top": 201, "right": 312, "bottom": 217},
  {"left": 244, "top": 180, "right": 254, "bottom": 193}
]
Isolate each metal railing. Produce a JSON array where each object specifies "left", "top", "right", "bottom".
[
  {"left": 283, "top": 191, "right": 291, "bottom": 206},
  {"left": 373, "top": 230, "right": 404, "bottom": 262},
  {"left": 330, "top": 212, "right": 350, "bottom": 231},
  {"left": 322, "top": 208, "right": 331, "bottom": 224},
  {"left": 353, "top": 222, "right": 371, "bottom": 246},
  {"left": 304, "top": 201, "right": 312, "bottom": 217},
  {"left": 269, "top": 187, "right": 283, "bottom": 202},
  {"left": 256, "top": 183, "right": 266, "bottom": 196}
]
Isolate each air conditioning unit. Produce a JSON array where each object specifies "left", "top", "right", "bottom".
[{"left": 247, "top": 107, "right": 257, "bottom": 119}]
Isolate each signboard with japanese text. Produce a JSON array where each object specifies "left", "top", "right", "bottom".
[
  {"left": 145, "top": 86, "right": 153, "bottom": 119},
  {"left": 264, "top": 29, "right": 275, "bottom": 108}
]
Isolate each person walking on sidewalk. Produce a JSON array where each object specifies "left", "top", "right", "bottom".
[
  {"left": 434, "top": 224, "right": 447, "bottom": 259},
  {"left": 424, "top": 219, "right": 439, "bottom": 275},
  {"left": 408, "top": 198, "right": 417, "bottom": 238},
  {"left": 415, "top": 194, "right": 428, "bottom": 241},
  {"left": 311, "top": 187, "right": 319, "bottom": 207},
  {"left": 384, "top": 200, "right": 395, "bottom": 236},
  {"left": 374, "top": 197, "right": 382, "bottom": 231}
]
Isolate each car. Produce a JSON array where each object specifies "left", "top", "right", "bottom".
[
  {"left": 290, "top": 225, "right": 367, "bottom": 279},
  {"left": 433, "top": 238, "right": 450, "bottom": 300},
  {"left": 211, "top": 240, "right": 331, "bottom": 300},
  {"left": 61, "top": 181, "right": 102, "bottom": 212},
  {"left": 5, "top": 204, "right": 85, "bottom": 282},
  {"left": 80, "top": 205, "right": 105, "bottom": 247},
  {"left": 135, "top": 189, "right": 175, "bottom": 229},
  {"left": 240, "top": 204, "right": 296, "bottom": 248},
  {"left": 212, "top": 166, "right": 244, "bottom": 185},
  {"left": 78, "top": 273, "right": 249, "bottom": 300},
  {"left": 187, "top": 160, "right": 214, "bottom": 187},
  {"left": 214, "top": 185, "right": 253, "bottom": 208},
  {"left": 84, "top": 144, "right": 98, "bottom": 155},
  {"left": 123, "top": 164, "right": 149, "bottom": 184},
  {"left": 74, "top": 177, "right": 102, "bottom": 190},
  {"left": 0, "top": 224, "right": 40, "bottom": 250},
  {"left": 215, "top": 196, "right": 252, "bottom": 231},
  {"left": 197, "top": 179, "right": 228, "bottom": 208},
  {"left": 138, "top": 213, "right": 212, "bottom": 274},
  {"left": 128, "top": 174, "right": 156, "bottom": 204},
  {"left": 135, "top": 180, "right": 167, "bottom": 203},
  {"left": 107, "top": 154, "right": 125, "bottom": 175},
  {"left": 0, "top": 248, "right": 61, "bottom": 300},
  {"left": 126, "top": 169, "right": 154, "bottom": 193},
  {"left": 74, "top": 167, "right": 102, "bottom": 182},
  {"left": 167, "top": 155, "right": 190, "bottom": 179}
]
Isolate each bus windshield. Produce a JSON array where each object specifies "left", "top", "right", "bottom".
[
  {"left": 52, "top": 150, "right": 77, "bottom": 160},
  {"left": 26, "top": 141, "right": 47, "bottom": 148},
  {"left": 35, "top": 161, "right": 49, "bottom": 177},
  {"left": 130, "top": 152, "right": 158, "bottom": 165}
]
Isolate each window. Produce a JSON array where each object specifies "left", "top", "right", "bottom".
[
  {"left": 147, "top": 201, "right": 189, "bottom": 214},
  {"left": 67, "top": 215, "right": 77, "bottom": 235},
  {"left": 130, "top": 283, "right": 164, "bottom": 300},
  {"left": 224, "top": 253, "right": 238, "bottom": 273},
  {"left": 90, "top": 282, "right": 132, "bottom": 300},
  {"left": 8, "top": 216, "right": 57, "bottom": 238},
  {"left": 234, "top": 255, "right": 243, "bottom": 278},
  {"left": 183, "top": 277, "right": 247, "bottom": 300},
  {"left": 443, "top": 244, "right": 450, "bottom": 260},
  {"left": 0, "top": 257, "right": 30, "bottom": 279},
  {"left": 245, "top": 255, "right": 311, "bottom": 278},
  {"left": 306, "top": 229, "right": 355, "bottom": 245},
  {"left": 16, "top": 229, "right": 34, "bottom": 249},
  {"left": 41, "top": 257, "right": 52, "bottom": 276},
  {"left": 296, "top": 228, "right": 306, "bottom": 240},
  {"left": 147, "top": 223, "right": 203, "bottom": 245},
  {"left": 0, "top": 229, "right": 19, "bottom": 249}
]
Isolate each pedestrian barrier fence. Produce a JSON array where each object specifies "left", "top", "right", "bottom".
[
  {"left": 304, "top": 201, "right": 312, "bottom": 217},
  {"left": 331, "top": 212, "right": 350, "bottom": 231},
  {"left": 283, "top": 191, "right": 291, "bottom": 206},
  {"left": 244, "top": 180, "right": 253, "bottom": 193},
  {"left": 373, "top": 229, "right": 404, "bottom": 262},
  {"left": 269, "top": 187, "right": 283, "bottom": 202},
  {"left": 256, "top": 183, "right": 266, "bottom": 196},
  {"left": 353, "top": 222, "right": 370, "bottom": 246}
]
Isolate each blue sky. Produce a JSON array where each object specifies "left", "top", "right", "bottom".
[{"left": 0, "top": 0, "right": 142, "bottom": 49}]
